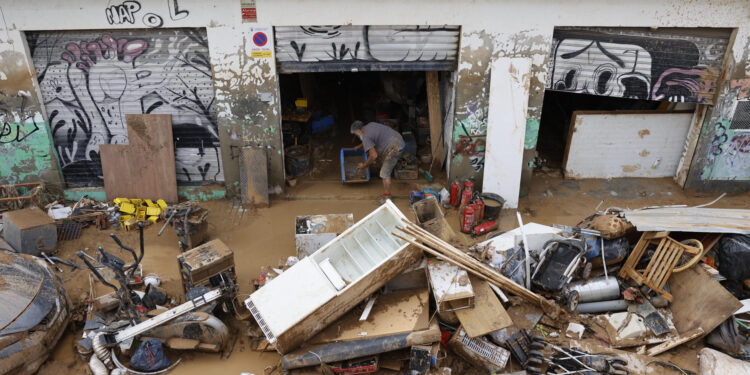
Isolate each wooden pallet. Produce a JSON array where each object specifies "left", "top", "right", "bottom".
[{"left": 618, "top": 231, "right": 701, "bottom": 302}]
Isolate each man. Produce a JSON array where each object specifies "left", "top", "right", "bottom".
[{"left": 350, "top": 120, "right": 405, "bottom": 204}]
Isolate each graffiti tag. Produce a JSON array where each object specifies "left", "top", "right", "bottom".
[{"left": 104, "top": 0, "right": 188, "bottom": 28}]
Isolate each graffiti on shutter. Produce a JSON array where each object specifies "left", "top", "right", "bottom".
[
  {"left": 546, "top": 27, "right": 730, "bottom": 104},
  {"left": 274, "top": 25, "right": 460, "bottom": 72},
  {"left": 27, "top": 28, "right": 222, "bottom": 187}
]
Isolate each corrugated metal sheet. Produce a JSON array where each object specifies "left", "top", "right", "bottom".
[
  {"left": 622, "top": 207, "right": 750, "bottom": 234},
  {"left": 27, "top": 29, "right": 222, "bottom": 187},
  {"left": 275, "top": 25, "right": 460, "bottom": 73},
  {"left": 547, "top": 27, "right": 732, "bottom": 104}
]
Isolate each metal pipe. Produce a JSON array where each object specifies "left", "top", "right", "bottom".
[
  {"left": 516, "top": 212, "right": 531, "bottom": 289},
  {"left": 567, "top": 276, "right": 620, "bottom": 303},
  {"left": 576, "top": 299, "right": 627, "bottom": 313}
]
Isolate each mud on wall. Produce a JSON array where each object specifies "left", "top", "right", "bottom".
[
  {"left": 686, "top": 31, "right": 750, "bottom": 192},
  {"left": 449, "top": 29, "right": 550, "bottom": 195},
  {"left": 0, "top": 35, "right": 64, "bottom": 189},
  {"left": 209, "top": 25, "right": 284, "bottom": 196}
]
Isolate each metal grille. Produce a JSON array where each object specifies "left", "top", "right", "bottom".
[
  {"left": 546, "top": 27, "right": 731, "bottom": 104},
  {"left": 56, "top": 222, "right": 83, "bottom": 241},
  {"left": 456, "top": 329, "right": 510, "bottom": 367},
  {"left": 245, "top": 298, "right": 276, "bottom": 343},
  {"left": 731, "top": 101, "right": 750, "bottom": 130},
  {"left": 275, "top": 25, "right": 460, "bottom": 73},
  {"left": 26, "top": 29, "right": 223, "bottom": 187}
]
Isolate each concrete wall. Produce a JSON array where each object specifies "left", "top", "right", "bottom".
[{"left": 1, "top": 0, "right": 749, "bottom": 196}]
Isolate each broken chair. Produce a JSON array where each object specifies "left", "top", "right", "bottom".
[{"left": 618, "top": 231, "right": 703, "bottom": 301}]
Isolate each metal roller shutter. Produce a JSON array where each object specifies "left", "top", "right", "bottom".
[
  {"left": 274, "top": 25, "right": 460, "bottom": 73},
  {"left": 546, "top": 27, "right": 732, "bottom": 104},
  {"left": 27, "top": 28, "right": 222, "bottom": 187}
]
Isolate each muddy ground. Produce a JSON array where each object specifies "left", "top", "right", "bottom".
[{"left": 38, "top": 173, "right": 750, "bottom": 374}]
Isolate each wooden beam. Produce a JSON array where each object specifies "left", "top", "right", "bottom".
[
  {"left": 426, "top": 71, "right": 444, "bottom": 169},
  {"left": 645, "top": 328, "right": 704, "bottom": 356}
]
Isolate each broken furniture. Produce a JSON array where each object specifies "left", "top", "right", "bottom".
[
  {"left": 160, "top": 201, "right": 208, "bottom": 251},
  {"left": 177, "top": 239, "right": 246, "bottom": 318},
  {"left": 295, "top": 213, "right": 354, "bottom": 259},
  {"left": 618, "top": 231, "right": 703, "bottom": 301},
  {"left": 2, "top": 206, "right": 56, "bottom": 255},
  {"left": 245, "top": 200, "right": 421, "bottom": 354},
  {"left": 411, "top": 196, "right": 463, "bottom": 246},
  {"left": 393, "top": 220, "right": 559, "bottom": 316},
  {"left": 99, "top": 114, "right": 178, "bottom": 204},
  {"left": 427, "top": 260, "right": 474, "bottom": 312}
]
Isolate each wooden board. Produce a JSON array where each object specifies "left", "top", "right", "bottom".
[
  {"left": 563, "top": 110, "right": 693, "bottom": 179},
  {"left": 669, "top": 264, "right": 742, "bottom": 335},
  {"left": 425, "top": 71, "right": 444, "bottom": 169},
  {"left": 100, "top": 114, "right": 178, "bottom": 203},
  {"left": 308, "top": 288, "right": 429, "bottom": 345},
  {"left": 482, "top": 58, "right": 531, "bottom": 209},
  {"left": 239, "top": 146, "right": 269, "bottom": 207},
  {"left": 453, "top": 276, "right": 513, "bottom": 338}
]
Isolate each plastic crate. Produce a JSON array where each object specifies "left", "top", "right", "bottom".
[{"left": 340, "top": 148, "right": 371, "bottom": 184}]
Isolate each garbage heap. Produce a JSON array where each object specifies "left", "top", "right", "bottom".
[{"left": 246, "top": 200, "right": 750, "bottom": 375}]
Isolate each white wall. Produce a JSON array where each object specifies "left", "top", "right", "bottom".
[{"left": 2, "top": 0, "right": 750, "bottom": 191}]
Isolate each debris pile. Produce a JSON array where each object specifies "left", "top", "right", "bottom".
[{"left": 240, "top": 199, "right": 750, "bottom": 374}]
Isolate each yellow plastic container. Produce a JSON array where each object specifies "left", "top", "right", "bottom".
[
  {"left": 130, "top": 199, "right": 143, "bottom": 206},
  {"left": 114, "top": 197, "right": 130, "bottom": 205},
  {"left": 157, "top": 199, "right": 168, "bottom": 209},
  {"left": 148, "top": 216, "right": 159, "bottom": 223},
  {"left": 145, "top": 199, "right": 158, "bottom": 208},
  {"left": 146, "top": 207, "right": 161, "bottom": 216},
  {"left": 295, "top": 98, "right": 308, "bottom": 108},
  {"left": 119, "top": 202, "right": 136, "bottom": 214}
]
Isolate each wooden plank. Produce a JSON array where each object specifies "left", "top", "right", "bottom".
[
  {"left": 239, "top": 147, "right": 269, "bottom": 208},
  {"left": 645, "top": 328, "right": 704, "bottom": 356},
  {"left": 100, "top": 114, "right": 178, "bottom": 203},
  {"left": 308, "top": 288, "right": 429, "bottom": 345},
  {"left": 425, "top": 71, "right": 444, "bottom": 169},
  {"left": 482, "top": 57, "right": 532, "bottom": 209},
  {"left": 669, "top": 264, "right": 743, "bottom": 335},
  {"left": 453, "top": 276, "right": 513, "bottom": 338}
]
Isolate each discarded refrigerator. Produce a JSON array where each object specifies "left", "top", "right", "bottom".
[{"left": 245, "top": 200, "right": 421, "bottom": 354}]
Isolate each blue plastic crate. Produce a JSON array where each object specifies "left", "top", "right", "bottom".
[{"left": 340, "top": 148, "right": 371, "bottom": 184}]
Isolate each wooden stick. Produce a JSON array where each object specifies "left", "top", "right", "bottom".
[{"left": 394, "top": 225, "right": 545, "bottom": 306}]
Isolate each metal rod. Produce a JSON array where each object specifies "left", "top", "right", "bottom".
[
  {"left": 601, "top": 236, "right": 608, "bottom": 278},
  {"left": 158, "top": 210, "right": 178, "bottom": 236},
  {"left": 516, "top": 212, "right": 531, "bottom": 289}
]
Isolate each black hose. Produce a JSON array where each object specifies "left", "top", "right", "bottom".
[{"left": 76, "top": 251, "right": 118, "bottom": 292}]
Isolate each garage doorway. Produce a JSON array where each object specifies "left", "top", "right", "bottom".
[
  {"left": 536, "top": 27, "right": 732, "bottom": 181},
  {"left": 274, "top": 25, "right": 460, "bottom": 190}
]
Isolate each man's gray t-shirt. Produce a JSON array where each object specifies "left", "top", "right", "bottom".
[{"left": 360, "top": 122, "right": 404, "bottom": 156}]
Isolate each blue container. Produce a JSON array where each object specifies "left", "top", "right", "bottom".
[
  {"left": 340, "top": 148, "right": 371, "bottom": 183},
  {"left": 312, "top": 115, "right": 334, "bottom": 134}
]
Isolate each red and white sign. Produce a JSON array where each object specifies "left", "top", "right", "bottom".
[{"left": 241, "top": 1, "right": 257, "bottom": 23}]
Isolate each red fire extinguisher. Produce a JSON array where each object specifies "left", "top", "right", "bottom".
[
  {"left": 469, "top": 203, "right": 480, "bottom": 226},
  {"left": 450, "top": 181, "right": 462, "bottom": 207},
  {"left": 473, "top": 220, "right": 498, "bottom": 236},
  {"left": 463, "top": 180, "right": 474, "bottom": 194},
  {"left": 459, "top": 188, "right": 473, "bottom": 208},
  {"left": 474, "top": 197, "right": 485, "bottom": 221},
  {"left": 460, "top": 205, "right": 475, "bottom": 234}
]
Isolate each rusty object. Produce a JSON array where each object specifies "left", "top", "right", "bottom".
[{"left": 161, "top": 201, "right": 209, "bottom": 251}]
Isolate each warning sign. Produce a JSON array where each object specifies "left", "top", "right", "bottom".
[
  {"left": 249, "top": 27, "right": 272, "bottom": 58},
  {"left": 241, "top": 0, "right": 257, "bottom": 23}
]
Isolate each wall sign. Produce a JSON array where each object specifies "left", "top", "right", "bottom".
[
  {"left": 241, "top": 1, "right": 257, "bottom": 23},
  {"left": 250, "top": 27, "right": 272, "bottom": 58}
]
